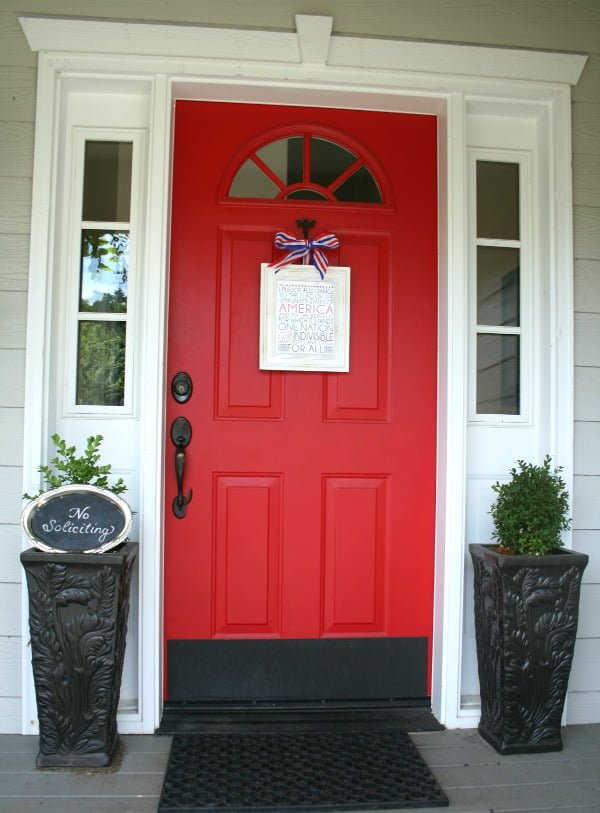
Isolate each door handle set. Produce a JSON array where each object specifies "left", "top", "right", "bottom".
[
  {"left": 171, "top": 416, "right": 192, "bottom": 518},
  {"left": 171, "top": 371, "right": 193, "bottom": 518}
]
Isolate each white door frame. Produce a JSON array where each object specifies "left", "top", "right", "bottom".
[{"left": 19, "top": 14, "right": 585, "bottom": 734}]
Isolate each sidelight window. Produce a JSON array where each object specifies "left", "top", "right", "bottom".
[
  {"left": 73, "top": 139, "right": 134, "bottom": 408},
  {"left": 473, "top": 158, "right": 525, "bottom": 417}
]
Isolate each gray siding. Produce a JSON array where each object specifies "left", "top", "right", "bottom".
[
  {"left": 0, "top": 7, "right": 31, "bottom": 731},
  {"left": 572, "top": 27, "right": 600, "bottom": 721},
  {"left": 0, "top": 0, "right": 599, "bottom": 730}
]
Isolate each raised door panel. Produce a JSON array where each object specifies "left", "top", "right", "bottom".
[
  {"left": 213, "top": 475, "right": 282, "bottom": 636},
  {"left": 216, "top": 228, "right": 283, "bottom": 419},
  {"left": 322, "top": 475, "right": 387, "bottom": 634},
  {"left": 325, "top": 235, "right": 390, "bottom": 421}
]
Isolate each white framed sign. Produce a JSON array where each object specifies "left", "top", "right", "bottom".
[
  {"left": 21, "top": 484, "right": 132, "bottom": 554},
  {"left": 259, "top": 264, "right": 350, "bottom": 372}
]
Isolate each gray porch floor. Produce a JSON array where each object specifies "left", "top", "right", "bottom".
[{"left": 0, "top": 725, "right": 599, "bottom": 812}]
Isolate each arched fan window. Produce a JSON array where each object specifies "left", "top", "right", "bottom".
[{"left": 228, "top": 133, "right": 383, "bottom": 203}]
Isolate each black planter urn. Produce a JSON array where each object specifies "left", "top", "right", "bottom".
[
  {"left": 21, "top": 542, "right": 138, "bottom": 767},
  {"left": 469, "top": 543, "right": 588, "bottom": 755}
]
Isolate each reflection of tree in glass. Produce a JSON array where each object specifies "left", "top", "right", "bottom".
[
  {"left": 81, "top": 232, "right": 128, "bottom": 283},
  {"left": 77, "top": 322, "right": 126, "bottom": 406},
  {"left": 80, "top": 288, "right": 127, "bottom": 314}
]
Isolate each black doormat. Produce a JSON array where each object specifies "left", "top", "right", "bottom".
[{"left": 158, "top": 730, "right": 448, "bottom": 812}]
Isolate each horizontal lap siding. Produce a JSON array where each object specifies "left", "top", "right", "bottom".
[
  {"left": 0, "top": 9, "right": 31, "bottom": 733},
  {"left": 572, "top": 40, "right": 600, "bottom": 723},
  {"left": 0, "top": 1, "right": 599, "bottom": 731}
]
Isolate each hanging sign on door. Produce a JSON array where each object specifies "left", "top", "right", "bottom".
[{"left": 259, "top": 263, "right": 350, "bottom": 372}]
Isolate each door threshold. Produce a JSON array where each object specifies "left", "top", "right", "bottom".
[{"left": 157, "top": 699, "right": 444, "bottom": 734}]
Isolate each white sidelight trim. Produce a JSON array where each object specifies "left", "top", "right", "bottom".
[
  {"left": 18, "top": 15, "right": 585, "bottom": 735},
  {"left": 136, "top": 73, "right": 172, "bottom": 733},
  {"left": 20, "top": 55, "right": 62, "bottom": 737},
  {"left": 549, "top": 88, "right": 577, "bottom": 495},
  {"left": 431, "top": 92, "right": 472, "bottom": 728}
]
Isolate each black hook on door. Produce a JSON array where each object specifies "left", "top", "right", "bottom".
[
  {"left": 296, "top": 218, "right": 316, "bottom": 239},
  {"left": 171, "top": 416, "right": 192, "bottom": 519}
]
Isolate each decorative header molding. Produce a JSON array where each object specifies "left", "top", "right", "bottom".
[{"left": 20, "top": 14, "right": 586, "bottom": 86}]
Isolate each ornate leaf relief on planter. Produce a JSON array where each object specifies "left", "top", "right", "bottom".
[
  {"left": 470, "top": 544, "right": 588, "bottom": 754},
  {"left": 21, "top": 544, "right": 138, "bottom": 767}
]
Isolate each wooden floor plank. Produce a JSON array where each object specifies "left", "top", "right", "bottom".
[
  {"left": 0, "top": 734, "right": 38, "bottom": 754},
  {"left": 0, "top": 767, "right": 165, "bottom": 795},
  {"left": 441, "top": 779, "right": 600, "bottom": 810},
  {"left": 433, "top": 758, "right": 600, "bottom": 784},
  {"left": 0, "top": 799, "right": 161, "bottom": 812},
  {"left": 121, "top": 734, "right": 172, "bottom": 753}
]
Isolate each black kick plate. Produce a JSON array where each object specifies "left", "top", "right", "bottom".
[{"left": 167, "top": 637, "right": 428, "bottom": 703}]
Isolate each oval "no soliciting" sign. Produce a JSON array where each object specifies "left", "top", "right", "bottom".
[{"left": 22, "top": 485, "right": 132, "bottom": 554}]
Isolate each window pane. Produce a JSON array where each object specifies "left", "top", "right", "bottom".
[
  {"left": 257, "top": 137, "right": 303, "bottom": 186},
  {"left": 77, "top": 321, "right": 126, "bottom": 406},
  {"left": 82, "top": 141, "right": 132, "bottom": 222},
  {"left": 334, "top": 165, "right": 381, "bottom": 203},
  {"left": 477, "top": 246, "right": 519, "bottom": 326},
  {"left": 476, "top": 161, "right": 519, "bottom": 240},
  {"left": 285, "top": 189, "right": 328, "bottom": 201},
  {"left": 229, "top": 158, "right": 280, "bottom": 198},
  {"left": 80, "top": 230, "right": 128, "bottom": 313},
  {"left": 310, "top": 137, "right": 356, "bottom": 188},
  {"left": 477, "top": 334, "right": 520, "bottom": 414}
]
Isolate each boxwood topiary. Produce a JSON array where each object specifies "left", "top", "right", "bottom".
[
  {"left": 490, "top": 455, "right": 571, "bottom": 556},
  {"left": 23, "top": 433, "right": 127, "bottom": 501}
]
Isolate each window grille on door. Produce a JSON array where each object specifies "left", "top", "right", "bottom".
[{"left": 228, "top": 133, "right": 383, "bottom": 203}]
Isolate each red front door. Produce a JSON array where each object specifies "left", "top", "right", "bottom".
[{"left": 164, "top": 101, "right": 438, "bottom": 703}]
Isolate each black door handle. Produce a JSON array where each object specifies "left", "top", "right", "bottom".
[{"left": 171, "top": 416, "right": 192, "bottom": 519}]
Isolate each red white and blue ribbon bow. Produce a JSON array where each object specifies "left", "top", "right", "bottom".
[{"left": 268, "top": 231, "right": 340, "bottom": 279}]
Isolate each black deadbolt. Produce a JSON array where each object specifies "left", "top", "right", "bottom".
[{"left": 172, "top": 371, "right": 193, "bottom": 403}]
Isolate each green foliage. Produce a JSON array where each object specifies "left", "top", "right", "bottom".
[
  {"left": 76, "top": 321, "right": 126, "bottom": 406},
  {"left": 490, "top": 456, "right": 571, "bottom": 555},
  {"left": 82, "top": 231, "right": 129, "bottom": 281},
  {"left": 24, "top": 434, "right": 127, "bottom": 500}
]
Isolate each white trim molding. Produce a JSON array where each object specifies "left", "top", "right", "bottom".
[
  {"left": 20, "top": 15, "right": 586, "bottom": 85},
  {"left": 18, "top": 14, "right": 585, "bottom": 735}
]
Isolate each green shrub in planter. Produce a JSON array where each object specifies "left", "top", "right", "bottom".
[
  {"left": 471, "top": 455, "right": 586, "bottom": 754},
  {"left": 24, "top": 433, "right": 127, "bottom": 500},
  {"left": 490, "top": 455, "right": 571, "bottom": 556}
]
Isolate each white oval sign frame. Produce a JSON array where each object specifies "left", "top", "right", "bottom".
[{"left": 21, "top": 484, "right": 133, "bottom": 554}]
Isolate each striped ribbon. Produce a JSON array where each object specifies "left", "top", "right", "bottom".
[{"left": 268, "top": 231, "right": 340, "bottom": 279}]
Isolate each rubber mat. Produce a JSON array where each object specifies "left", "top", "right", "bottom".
[{"left": 158, "top": 729, "right": 449, "bottom": 811}]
